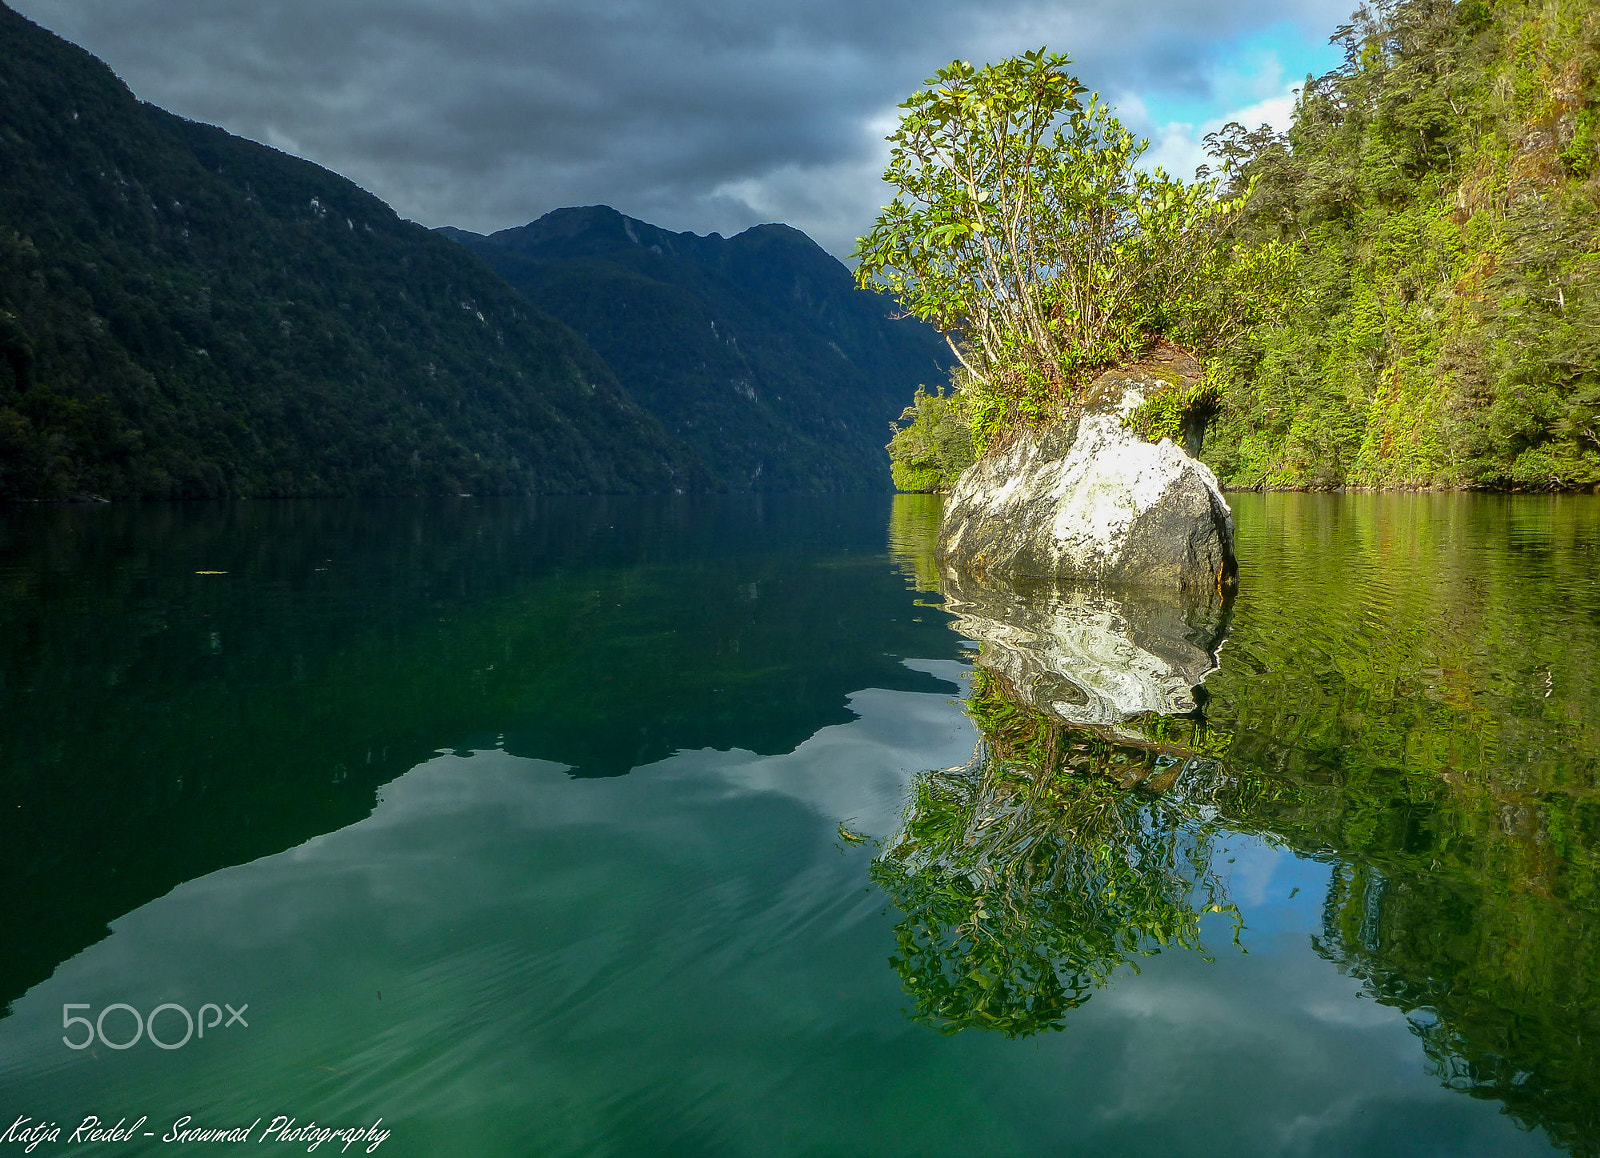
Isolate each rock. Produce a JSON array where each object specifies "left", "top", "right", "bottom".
[
  {"left": 937, "top": 365, "right": 1236, "bottom": 591},
  {"left": 941, "top": 567, "right": 1230, "bottom": 734}
]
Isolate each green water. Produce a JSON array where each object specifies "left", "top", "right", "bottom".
[{"left": 0, "top": 493, "right": 1596, "bottom": 1157}]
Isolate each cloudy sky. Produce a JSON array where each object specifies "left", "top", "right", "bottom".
[{"left": 13, "top": 0, "right": 1349, "bottom": 258}]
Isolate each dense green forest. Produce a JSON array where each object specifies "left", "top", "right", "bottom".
[
  {"left": 1203, "top": 0, "right": 1600, "bottom": 489},
  {"left": 446, "top": 207, "right": 953, "bottom": 491},
  {"left": 0, "top": 3, "right": 706, "bottom": 500},
  {"left": 884, "top": 383, "right": 976, "bottom": 492},
  {"left": 880, "top": 0, "right": 1600, "bottom": 492}
]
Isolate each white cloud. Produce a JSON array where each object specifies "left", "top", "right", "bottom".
[
  {"left": 1141, "top": 81, "right": 1304, "bottom": 181},
  {"left": 12, "top": 0, "right": 1344, "bottom": 257}
]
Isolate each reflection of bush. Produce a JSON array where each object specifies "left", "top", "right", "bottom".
[
  {"left": 886, "top": 494, "right": 1600, "bottom": 1137},
  {"left": 886, "top": 493, "right": 944, "bottom": 594},
  {"left": 873, "top": 671, "right": 1241, "bottom": 1037},
  {"left": 968, "top": 667, "right": 1234, "bottom": 775},
  {"left": 1193, "top": 493, "right": 1600, "bottom": 1155},
  {"left": 1312, "top": 860, "right": 1600, "bottom": 1158}
]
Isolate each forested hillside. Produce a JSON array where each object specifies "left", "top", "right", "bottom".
[
  {"left": 447, "top": 207, "right": 954, "bottom": 491},
  {"left": 1205, "top": 0, "right": 1600, "bottom": 489},
  {"left": 0, "top": 3, "right": 706, "bottom": 499}
]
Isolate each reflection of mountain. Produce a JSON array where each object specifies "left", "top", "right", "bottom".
[
  {"left": 0, "top": 689, "right": 980, "bottom": 1147},
  {"left": 0, "top": 495, "right": 966, "bottom": 1014}
]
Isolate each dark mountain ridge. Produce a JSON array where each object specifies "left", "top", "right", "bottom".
[
  {"left": 0, "top": 3, "right": 706, "bottom": 499},
  {"left": 447, "top": 205, "right": 955, "bottom": 491}
]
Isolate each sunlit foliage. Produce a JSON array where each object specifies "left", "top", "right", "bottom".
[
  {"left": 855, "top": 50, "right": 1251, "bottom": 447},
  {"left": 885, "top": 383, "right": 976, "bottom": 492},
  {"left": 1202, "top": 0, "right": 1600, "bottom": 490}
]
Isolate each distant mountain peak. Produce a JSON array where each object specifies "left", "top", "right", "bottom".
[
  {"left": 443, "top": 206, "right": 953, "bottom": 491},
  {"left": 479, "top": 206, "right": 819, "bottom": 264}
]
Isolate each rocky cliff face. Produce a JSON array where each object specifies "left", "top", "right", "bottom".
[{"left": 937, "top": 366, "right": 1237, "bottom": 592}]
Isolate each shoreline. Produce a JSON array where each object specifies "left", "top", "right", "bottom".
[{"left": 1218, "top": 483, "right": 1600, "bottom": 495}]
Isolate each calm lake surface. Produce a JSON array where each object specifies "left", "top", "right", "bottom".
[{"left": 1, "top": 492, "right": 1597, "bottom": 1157}]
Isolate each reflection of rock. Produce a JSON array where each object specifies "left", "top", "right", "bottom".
[
  {"left": 941, "top": 567, "right": 1229, "bottom": 728},
  {"left": 937, "top": 365, "right": 1236, "bottom": 591}
]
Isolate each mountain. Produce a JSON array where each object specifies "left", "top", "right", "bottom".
[
  {"left": 445, "top": 206, "right": 955, "bottom": 491},
  {"left": 0, "top": 3, "right": 707, "bottom": 499}
]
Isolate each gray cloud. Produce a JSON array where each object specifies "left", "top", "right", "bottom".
[{"left": 10, "top": 0, "right": 1352, "bottom": 256}]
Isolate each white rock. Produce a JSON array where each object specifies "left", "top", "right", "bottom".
[{"left": 938, "top": 372, "right": 1236, "bottom": 591}]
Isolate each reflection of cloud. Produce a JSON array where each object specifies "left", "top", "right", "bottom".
[
  {"left": 1303, "top": 995, "right": 1405, "bottom": 1029},
  {"left": 1224, "top": 834, "right": 1314, "bottom": 908},
  {"left": 0, "top": 697, "right": 1545, "bottom": 1155},
  {"left": 0, "top": 680, "right": 976, "bottom": 1101},
  {"left": 698, "top": 669, "right": 974, "bottom": 840},
  {"left": 1088, "top": 945, "right": 1506, "bottom": 1152}
]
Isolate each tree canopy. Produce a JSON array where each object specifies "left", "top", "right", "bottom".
[{"left": 854, "top": 49, "right": 1250, "bottom": 445}]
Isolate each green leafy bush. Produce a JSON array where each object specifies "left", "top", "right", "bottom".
[
  {"left": 886, "top": 385, "right": 976, "bottom": 491},
  {"left": 855, "top": 49, "right": 1250, "bottom": 442},
  {"left": 1122, "top": 373, "right": 1222, "bottom": 447}
]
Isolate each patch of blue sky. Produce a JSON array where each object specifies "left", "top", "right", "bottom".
[
  {"left": 1117, "top": 20, "right": 1345, "bottom": 178},
  {"left": 1140, "top": 20, "right": 1343, "bottom": 128}
]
